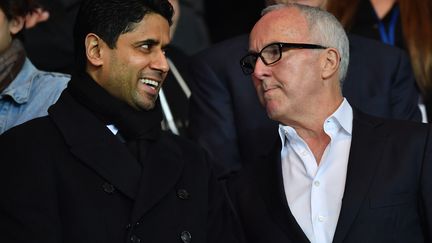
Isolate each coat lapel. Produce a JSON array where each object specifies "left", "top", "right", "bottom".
[
  {"left": 130, "top": 134, "right": 184, "bottom": 222},
  {"left": 259, "top": 139, "right": 310, "bottom": 243},
  {"left": 49, "top": 91, "right": 141, "bottom": 200},
  {"left": 332, "top": 110, "right": 388, "bottom": 243}
]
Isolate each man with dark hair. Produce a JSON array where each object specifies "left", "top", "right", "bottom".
[{"left": 0, "top": 0, "right": 238, "bottom": 242}]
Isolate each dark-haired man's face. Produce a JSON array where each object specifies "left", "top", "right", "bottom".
[{"left": 99, "top": 13, "right": 170, "bottom": 110}]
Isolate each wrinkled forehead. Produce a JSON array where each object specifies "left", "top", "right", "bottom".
[{"left": 249, "top": 7, "right": 311, "bottom": 52}]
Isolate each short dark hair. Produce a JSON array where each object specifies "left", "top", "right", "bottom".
[
  {"left": 73, "top": 0, "right": 174, "bottom": 72},
  {"left": 0, "top": 0, "right": 39, "bottom": 20}
]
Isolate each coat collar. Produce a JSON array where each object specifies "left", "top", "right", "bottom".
[
  {"left": 49, "top": 90, "right": 184, "bottom": 222},
  {"left": 49, "top": 91, "right": 142, "bottom": 199},
  {"left": 332, "top": 109, "right": 388, "bottom": 243}
]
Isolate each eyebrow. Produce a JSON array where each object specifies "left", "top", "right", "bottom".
[
  {"left": 135, "top": 38, "right": 159, "bottom": 46},
  {"left": 135, "top": 38, "right": 169, "bottom": 49}
]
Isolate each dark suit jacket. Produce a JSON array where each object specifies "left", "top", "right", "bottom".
[
  {"left": 188, "top": 34, "right": 421, "bottom": 178},
  {"left": 228, "top": 110, "right": 432, "bottom": 243},
  {"left": 0, "top": 90, "right": 237, "bottom": 243}
]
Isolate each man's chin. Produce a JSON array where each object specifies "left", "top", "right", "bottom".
[
  {"left": 133, "top": 93, "right": 157, "bottom": 111},
  {"left": 139, "top": 102, "right": 155, "bottom": 111},
  {"left": 265, "top": 105, "right": 283, "bottom": 122}
]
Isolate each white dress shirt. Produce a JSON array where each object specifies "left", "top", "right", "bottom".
[{"left": 279, "top": 98, "right": 353, "bottom": 243}]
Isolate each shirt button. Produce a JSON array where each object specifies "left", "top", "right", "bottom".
[
  {"left": 314, "top": 181, "right": 320, "bottom": 187},
  {"left": 300, "top": 151, "right": 308, "bottom": 156},
  {"left": 318, "top": 215, "right": 326, "bottom": 222}
]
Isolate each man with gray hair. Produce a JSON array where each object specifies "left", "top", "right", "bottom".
[
  {"left": 188, "top": 0, "right": 421, "bottom": 180},
  {"left": 228, "top": 3, "right": 432, "bottom": 243}
]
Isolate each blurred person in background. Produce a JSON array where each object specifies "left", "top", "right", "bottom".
[
  {"left": 0, "top": 0, "right": 69, "bottom": 134},
  {"left": 326, "top": 0, "right": 432, "bottom": 121},
  {"left": 171, "top": 0, "right": 210, "bottom": 55},
  {"left": 22, "top": 0, "right": 81, "bottom": 74}
]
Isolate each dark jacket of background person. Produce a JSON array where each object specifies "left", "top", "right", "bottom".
[
  {"left": 203, "top": 0, "right": 265, "bottom": 43},
  {"left": 22, "top": 0, "right": 80, "bottom": 74},
  {"left": 188, "top": 34, "right": 421, "bottom": 178}
]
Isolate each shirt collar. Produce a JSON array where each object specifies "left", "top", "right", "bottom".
[
  {"left": 326, "top": 98, "right": 353, "bottom": 136},
  {"left": 0, "top": 58, "right": 34, "bottom": 104},
  {"left": 278, "top": 98, "right": 353, "bottom": 146},
  {"left": 106, "top": 124, "right": 119, "bottom": 135}
]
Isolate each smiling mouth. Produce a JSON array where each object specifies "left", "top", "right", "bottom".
[{"left": 139, "top": 78, "right": 160, "bottom": 90}]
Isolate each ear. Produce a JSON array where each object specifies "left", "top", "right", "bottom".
[
  {"left": 85, "top": 34, "right": 104, "bottom": 67},
  {"left": 320, "top": 48, "right": 340, "bottom": 80},
  {"left": 9, "top": 16, "right": 25, "bottom": 35}
]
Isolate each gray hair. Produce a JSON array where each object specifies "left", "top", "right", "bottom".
[{"left": 262, "top": 3, "right": 350, "bottom": 84}]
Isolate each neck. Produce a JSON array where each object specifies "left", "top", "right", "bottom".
[
  {"left": 370, "top": 0, "right": 397, "bottom": 19},
  {"left": 284, "top": 96, "right": 343, "bottom": 164},
  {"left": 301, "top": 129, "right": 330, "bottom": 165}
]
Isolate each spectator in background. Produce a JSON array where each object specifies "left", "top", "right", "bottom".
[
  {"left": 24, "top": 7, "right": 49, "bottom": 28},
  {"left": 0, "top": 0, "right": 69, "bottom": 134},
  {"left": 203, "top": 0, "right": 265, "bottom": 43},
  {"left": 170, "top": 0, "right": 210, "bottom": 55},
  {"left": 22, "top": 0, "right": 80, "bottom": 74},
  {"left": 326, "top": 0, "right": 432, "bottom": 121},
  {"left": 159, "top": 0, "right": 194, "bottom": 136},
  {"left": 188, "top": 0, "right": 421, "bottom": 178}
]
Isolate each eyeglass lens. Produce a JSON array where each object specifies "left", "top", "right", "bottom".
[
  {"left": 241, "top": 43, "right": 282, "bottom": 74},
  {"left": 261, "top": 44, "right": 281, "bottom": 65}
]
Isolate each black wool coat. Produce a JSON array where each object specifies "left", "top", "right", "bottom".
[{"left": 0, "top": 90, "right": 238, "bottom": 243}]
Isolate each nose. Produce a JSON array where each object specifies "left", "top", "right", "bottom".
[
  {"left": 252, "top": 57, "right": 269, "bottom": 80},
  {"left": 150, "top": 50, "right": 170, "bottom": 74}
]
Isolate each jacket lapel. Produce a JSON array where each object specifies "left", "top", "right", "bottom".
[
  {"left": 332, "top": 110, "right": 388, "bottom": 243},
  {"left": 130, "top": 134, "right": 184, "bottom": 222},
  {"left": 259, "top": 139, "right": 310, "bottom": 243},
  {"left": 49, "top": 91, "right": 141, "bottom": 200}
]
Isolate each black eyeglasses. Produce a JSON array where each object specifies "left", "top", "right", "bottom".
[{"left": 239, "top": 42, "right": 327, "bottom": 75}]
